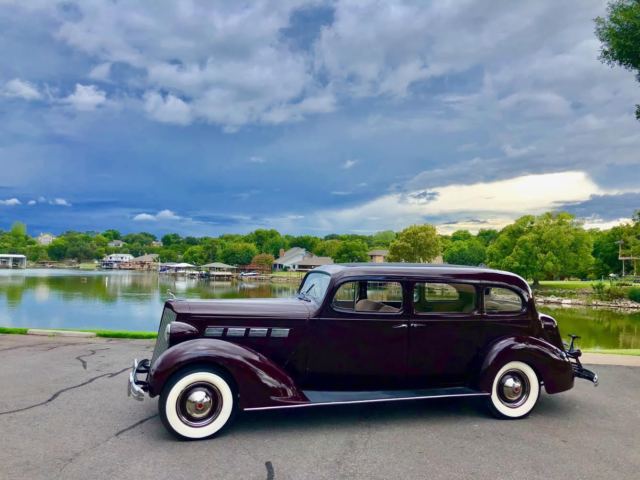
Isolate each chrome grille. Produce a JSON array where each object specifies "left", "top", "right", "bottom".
[{"left": 151, "top": 307, "right": 176, "bottom": 365}]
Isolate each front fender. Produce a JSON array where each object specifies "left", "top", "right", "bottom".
[
  {"left": 148, "top": 339, "right": 307, "bottom": 409},
  {"left": 475, "top": 336, "right": 574, "bottom": 394}
]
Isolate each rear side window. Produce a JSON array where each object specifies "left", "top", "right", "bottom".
[
  {"left": 484, "top": 287, "right": 524, "bottom": 313},
  {"left": 332, "top": 281, "right": 403, "bottom": 313},
  {"left": 413, "top": 282, "right": 476, "bottom": 314}
]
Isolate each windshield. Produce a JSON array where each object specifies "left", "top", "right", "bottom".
[{"left": 298, "top": 272, "right": 331, "bottom": 303}]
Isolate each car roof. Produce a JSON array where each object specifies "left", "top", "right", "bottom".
[{"left": 314, "top": 263, "right": 531, "bottom": 294}]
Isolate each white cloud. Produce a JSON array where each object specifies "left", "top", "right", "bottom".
[
  {"left": 342, "top": 159, "right": 358, "bottom": 169},
  {"left": 301, "top": 171, "right": 629, "bottom": 233},
  {"left": 0, "top": 198, "right": 21, "bottom": 206},
  {"left": 63, "top": 84, "right": 106, "bottom": 111},
  {"left": 3, "top": 78, "right": 41, "bottom": 100},
  {"left": 143, "top": 92, "right": 192, "bottom": 125},
  {"left": 88, "top": 62, "right": 111, "bottom": 81},
  {"left": 249, "top": 156, "right": 266, "bottom": 164},
  {"left": 133, "top": 209, "right": 180, "bottom": 221},
  {"left": 27, "top": 200, "right": 37, "bottom": 206},
  {"left": 50, "top": 198, "right": 71, "bottom": 206}
]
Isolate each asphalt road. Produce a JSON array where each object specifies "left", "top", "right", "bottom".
[{"left": 0, "top": 334, "right": 638, "bottom": 480}]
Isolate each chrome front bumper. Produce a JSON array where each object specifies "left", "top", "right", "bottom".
[{"left": 127, "top": 358, "right": 150, "bottom": 401}]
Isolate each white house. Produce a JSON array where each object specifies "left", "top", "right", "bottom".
[
  {"left": 101, "top": 253, "right": 134, "bottom": 269},
  {"left": 0, "top": 254, "right": 27, "bottom": 269},
  {"left": 37, "top": 233, "right": 56, "bottom": 246},
  {"left": 273, "top": 248, "right": 333, "bottom": 271},
  {"left": 108, "top": 239, "right": 125, "bottom": 248}
]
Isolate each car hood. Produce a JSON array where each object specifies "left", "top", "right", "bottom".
[{"left": 166, "top": 297, "right": 316, "bottom": 319}]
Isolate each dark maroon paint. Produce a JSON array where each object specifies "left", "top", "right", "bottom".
[{"left": 145, "top": 264, "right": 576, "bottom": 410}]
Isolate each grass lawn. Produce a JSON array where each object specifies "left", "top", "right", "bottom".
[
  {"left": 584, "top": 349, "right": 640, "bottom": 356},
  {"left": 536, "top": 280, "right": 597, "bottom": 290},
  {"left": 0, "top": 326, "right": 156, "bottom": 339}
]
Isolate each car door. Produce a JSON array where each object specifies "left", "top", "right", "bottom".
[
  {"left": 407, "top": 281, "right": 485, "bottom": 388},
  {"left": 304, "top": 278, "right": 409, "bottom": 391}
]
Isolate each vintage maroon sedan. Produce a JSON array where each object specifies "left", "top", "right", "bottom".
[{"left": 128, "top": 264, "right": 597, "bottom": 440}]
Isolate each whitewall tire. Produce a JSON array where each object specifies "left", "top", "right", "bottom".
[
  {"left": 487, "top": 361, "right": 540, "bottom": 419},
  {"left": 159, "top": 368, "right": 236, "bottom": 440}
]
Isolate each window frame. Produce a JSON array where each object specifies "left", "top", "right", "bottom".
[
  {"left": 410, "top": 280, "right": 480, "bottom": 317},
  {"left": 481, "top": 283, "right": 528, "bottom": 316},
  {"left": 328, "top": 277, "right": 406, "bottom": 316}
]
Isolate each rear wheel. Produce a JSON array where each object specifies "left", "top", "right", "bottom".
[
  {"left": 159, "top": 367, "right": 236, "bottom": 440},
  {"left": 487, "top": 361, "right": 540, "bottom": 419}
]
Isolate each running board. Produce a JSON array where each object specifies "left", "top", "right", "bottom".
[{"left": 244, "top": 387, "right": 489, "bottom": 411}]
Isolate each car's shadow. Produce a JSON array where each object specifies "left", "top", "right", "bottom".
[{"left": 228, "top": 394, "right": 572, "bottom": 437}]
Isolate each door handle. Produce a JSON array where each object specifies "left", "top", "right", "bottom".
[
  {"left": 392, "top": 323, "right": 408, "bottom": 329},
  {"left": 410, "top": 323, "right": 426, "bottom": 328}
]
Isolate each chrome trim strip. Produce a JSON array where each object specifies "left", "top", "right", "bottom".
[
  {"left": 226, "top": 327, "right": 246, "bottom": 337},
  {"left": 243, "top": 392, "right": 489, "bottom": 411},
  {"left": 270, "top": 328, "right": 290, "bottom": 338},
  {"left": 249, "top": 328, "right": 268, "bottom": 337},
  {"left": 204, "top": 327, "right": 224, "bottom": 337}
]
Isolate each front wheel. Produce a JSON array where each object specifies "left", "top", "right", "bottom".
[
  {"left": 487, "top": 361, "right": 540, "bottom": 419},
  {"left": 159, "top": 367, "right": 236, "bottom": 440}
]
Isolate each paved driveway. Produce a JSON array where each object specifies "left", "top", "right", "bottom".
[{"left": 0, "top": 334, "right": 638, "bottom": 480}]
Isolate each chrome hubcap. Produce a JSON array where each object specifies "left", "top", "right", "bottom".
[
  {"left": 176, "top": 382, "right": 222, "bottom": 427},
  {"left": 498, "top": 370, "right": 529, "bottom": 408},
  {"left": 185, "top": 389, "right": 213, "bottom": 419}
]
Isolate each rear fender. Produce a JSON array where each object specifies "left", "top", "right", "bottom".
[
  {"left": 475, "top": 336, "right": 574, "bottom": 394},
  {"left": 148, "top": 339, "right": 307, "bottom": 409}
]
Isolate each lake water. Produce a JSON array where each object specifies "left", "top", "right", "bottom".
[{"left": 1, "top": 269, "right": 638, "bottom": 350}]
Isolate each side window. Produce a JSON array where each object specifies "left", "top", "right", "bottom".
[
  {"left": 484, "top": 287, "right": 524, "bottom": 313},
  {"left": 331, "top": 281, "right": 403, "bottom": 313},
  {"left": 413, "top": 282, "right": 476, "bottom": 314}
]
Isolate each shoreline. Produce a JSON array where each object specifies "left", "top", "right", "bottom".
[{"left": 1, "top": 327, "right": 639, "bottom": 357}]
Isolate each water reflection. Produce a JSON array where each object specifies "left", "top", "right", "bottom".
[
  {"left": 1, "top": 270, "right": 639, "bottom": 349},
  {"left": 0, "top": 269, "right": 297, "bottom": 331}
]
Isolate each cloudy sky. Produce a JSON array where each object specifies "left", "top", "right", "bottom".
[{"left": 0, "top": 0, "right": 638, "bottom": 236}]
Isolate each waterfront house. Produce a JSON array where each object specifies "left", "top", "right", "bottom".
[
  {"left": 101, "top": 253, "right": 134, "bottom": 269},
  {"left": 129, "top": 254, "right": 160, "bottom": 270},
  {"left": 36, "top": 233, "right": 56, "bottom": 246},
  {"left": 368, "top": 249, "right": 389, "bottom": 263},
  {"left": 108, "top": 239, "right": 125, "bottom": 248},
  {"left": 273, "top": 248, "right": 333, "bottom": 271},
  {"left": 0, "top": 254, "right": 27, "bottom": 269},
  {"left": 159, "top": 262, "right": 197, "bottom": 275},
  {"left": 201, "top": 262, "right": 237, "bottom": 279},
  {"left": 151, "top": 240, "right": 163, "bottom": 247}
]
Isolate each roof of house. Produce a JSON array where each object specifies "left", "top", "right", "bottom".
[
  {"left": 274, "top": 247, "right": 306, "bottom": 265},
  {"left": 201, "top": 262, "right": 237, "bottom": 269},
  {"left": 368, "top": 249, "right": 389, "bottom": 256},
  {"left": 132, "top": 254, "right": 159, "bottom": 262},
  {"left": 292, "top": 255, "right": 334, "bottom": 266},
  {"left": 0, "top": 254, "right": 27, "bottom": 259}
]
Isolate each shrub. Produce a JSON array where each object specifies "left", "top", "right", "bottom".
[
  {"left": 606, "top": 286, "right": 627, "bottom": 300},
  {"left": 628, "top": 287, "right": 640, "bottom": 304},
  {"left": 591, "top": 282, "right": 606, "bottom": 299}
]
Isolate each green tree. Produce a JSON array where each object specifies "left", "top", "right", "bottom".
[
  {"left": 220, "top": 242, "right": 258, "bottom": 265},
  {"left": 251, "top": 253, "right": 275, "bottom": 269},
  {"left": 102, "top": 229, "right": 121, "bottom": 241},
  {"left": 443, "top": 238, "right": 486, "bottom": 266},
  {"left": 246, "top": 229, "right": 287, "bottom": 256},
  {"left": 487, "top": 213, "right": 594, "bottom": 284},
  {"left": 387, "top": 224, "right": 441, "bottom": 263},
  {"left": 477, "top": 229, "right": 499, "bottom": 246},
  {"left": 47, "top": 238, "right": 69, "bottom": 261},
  {"left": 334, "top": 239, "right": 369, "bottom": 263},
  {"left": 595, "top": 0, "right": 640, "bottom": 119},
  {"left": 183, "top": 246, "right": 207, "bottom": 265},
  {"left": 289, "top": 235, "right": 320, "bottom": 253},
  {"left": 10, "top": 222, "right": 27, "bottom": 238},
  {"left": 370, "top": 230, "right": 396, "bottom": 247},
  {"left": 315, "top": 239, "right": 342, "bottom": 259}
]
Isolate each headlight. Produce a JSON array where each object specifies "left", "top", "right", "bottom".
[{"left": 164, "top": 323, "right": 172, "bottom": 342}]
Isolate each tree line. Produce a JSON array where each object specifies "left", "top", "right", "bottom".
[{"left": 1, "top": 210, "right": 639, "bottom": 282}]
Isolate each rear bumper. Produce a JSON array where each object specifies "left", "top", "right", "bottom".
[
  {"left": 572, "top": 362, "right": 599, "bottom": 386},
  {"left": 127, "top": 358, "right": 150, "bottom": 401}
]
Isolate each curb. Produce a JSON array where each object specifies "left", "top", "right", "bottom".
[{"left": 26, "top": 329, "right": 97, "bottom": 338}]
